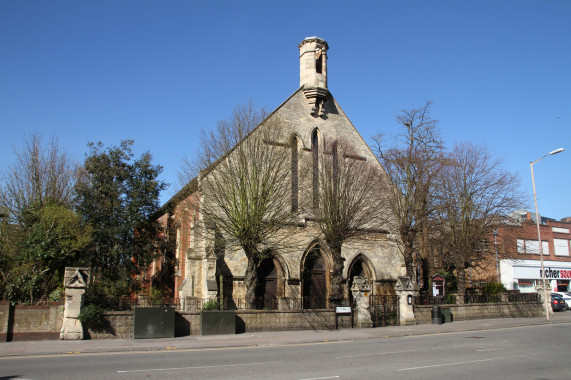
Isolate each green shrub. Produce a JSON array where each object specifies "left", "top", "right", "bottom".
[
  {"left": 78, "top": 304, "right": 106, "bottom": 328},
  {"left": 202, "top": 299, "right": 221, "bottom": 310},
  {"left": 149, "top": 287, "right": 166, "bottom": 305},
  {"left": 444, "top": 294, "right": 456, "bottom": 304},
  {"left": 483, "top": 281, "right": 506, "bottom": 296},
  {"left": 83, "top": 280, "right": 131, "bottom": 311},
  {"left": 48, "top": 287, "right": 64, "bottom": 303}
]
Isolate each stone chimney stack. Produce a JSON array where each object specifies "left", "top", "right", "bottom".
[{"left": 299, "top": 36, "right": 329, "bottom": 117}]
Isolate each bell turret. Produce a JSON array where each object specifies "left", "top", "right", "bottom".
[{"left": 299, "top": 37, "right": 329, "bottom": 117}]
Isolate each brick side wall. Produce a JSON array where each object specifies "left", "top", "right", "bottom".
[
  {"left": 0, "top": 302, "right": 10, "bottom": 341},
  {"left": 508, "top": 220, "right": 571, "bottom": 263},
  {"left": 414, "top": 302, "right": 543, "bottom": 324},
  {"left": 5, "top": 304, "right": 64, "bottom": 341}
]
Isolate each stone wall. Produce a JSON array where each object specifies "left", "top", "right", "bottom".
[
  {"left": 175, "top": 312, "right": 201, "bottom": 336},
  {"left": 85, "top": 308, "right": 350, "bottom": 339},
  {"left": 414, "top": 302, "right": 543, "bottom": 324},
  {"left": 85, "top": 311, "right": 134, "bottom": 339},
  {"left": 236, "top": 309, "right": 352, "bottom": 332},
  {"left": 2, "top": 302, "right": 543, "bottom": 341},
  {"left": 0, "top": 303, "right": 64, "bottom": 341}
]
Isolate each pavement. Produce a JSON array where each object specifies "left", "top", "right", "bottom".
[{"left": 2, "top": 312, "right": 570, "bottom": 358}]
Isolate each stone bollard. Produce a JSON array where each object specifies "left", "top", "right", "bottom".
[
  {"left": 60, "top": 267, "right": 90, "bottom": 340},
  {"left": 351, "top": 276, "right": 373, "bottom": 328}
]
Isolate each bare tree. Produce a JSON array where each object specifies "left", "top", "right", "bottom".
[
  {"left": 0, "top": 133, "right": 77, "bottom": 225},
  {"left": 177, "top": 100, "right": 268, "bottom": 189},
  {"left": 197, "top": 104, "right": 292, "bottom": 306},
  {"left": 314, "top": 139, "right": 387, "bottom": 302},
  {"left": 431, "top": 142, "right": 525, "bottom": 302},
  {"left": 372, "top": 101, "right": 444, "bottom": 282}
]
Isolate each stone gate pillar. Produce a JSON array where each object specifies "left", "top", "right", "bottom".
[
  {"left": 395, "top": 276, "right": 418, "bottom": 325},
  {"left": 536, "top": 280, "right": 553, "bottom": 316},
  {"left": 60, "top": 267, "right": 90, "bottom": 340},
  {"left": 351, "top": 276, "right": 373, "bottom": 328}
]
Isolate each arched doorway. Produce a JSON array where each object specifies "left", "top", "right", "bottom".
[
  {"left": 302, "top": 246, "right": 327, "bottom": 309},
  {"left": 347, "top": 255, "right": 374, "bottom": 302},
  {"left": 255, "top": 258, "right": 280, "bottom": 309}
]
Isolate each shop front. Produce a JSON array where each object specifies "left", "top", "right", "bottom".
[{"left": 500, "top": 259, "right": 571, "bottom": 293}]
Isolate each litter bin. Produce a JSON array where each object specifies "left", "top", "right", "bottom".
[{"left": 431, "top": 305, "right": 442, "bottom": 325}]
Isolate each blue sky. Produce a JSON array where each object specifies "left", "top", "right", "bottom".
[{"left": 1, "top": 1, "right": 569, "bottom": 219}]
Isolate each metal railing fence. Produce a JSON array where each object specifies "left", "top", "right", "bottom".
[
  {"left": 369, "top": 295, "right": 399, "bottom": 327},
  {"left": 414, "top": 292, "right": 541, "bottom": 305}
]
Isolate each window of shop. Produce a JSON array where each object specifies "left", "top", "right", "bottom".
[
  {"left": 554, "top": 239, "right": 570, "bottom": 256},
  {"left": 517, "top": 239, "right": 549, "bottom": 255},
  {"left": 556, "top": 280, "right": 569, "bottom": 292},
  {"left": 517, "top": 279, "right": 535, "bottom": 293}
]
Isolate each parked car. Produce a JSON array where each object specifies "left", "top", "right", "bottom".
[
  {"left": 551, "top": 292, "right": 571, "bottom": 309},
  {"left": 551, "top": 294, "right": 566, "bottom": 312}
]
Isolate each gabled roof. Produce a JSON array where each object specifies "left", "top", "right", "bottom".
[
  {"left": 159, "top": 86, "right": 306, "bottom": 215},
  {"left": 159, "top": 84, "right": 388, "bottom": 215},
  {"left": 159, "top": 177, "right": 198, "bottom": 215}
]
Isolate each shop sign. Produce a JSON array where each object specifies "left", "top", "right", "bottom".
[
  {"left": 513, "top": 265, "right": 571, "bottom": 280},
  {"left": 541, "top": 268, "right": 571, "bottom": 279}
]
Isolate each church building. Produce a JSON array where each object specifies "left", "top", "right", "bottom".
[{"left": 151, "top": 37, "right": 407, "bottom": 311}]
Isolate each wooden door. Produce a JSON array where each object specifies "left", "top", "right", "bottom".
[{"left": 309, "top": 257, "right": 326, "bottom": 308}]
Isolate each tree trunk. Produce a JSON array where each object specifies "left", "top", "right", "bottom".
[
  {"left": 243, "top": 254, "right": 259, "bottom": 309},
  {"left": 456, "top": 266, "right": 466, "bottom": 304},
  {"left": 403, "top": 245, "right": 415, "bottom": 281},
  {"left": 329, "top": 247, "right": 345, "bottom": 304},
  {"left": 421, "top": 257, "right": 430, "bottom": 293},
  {"left": 400, "top": 228, "right": 417, "bottom": 280}
]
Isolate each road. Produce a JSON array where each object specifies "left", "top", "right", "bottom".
[{"left": 2, "top": 322, "right": 570, "bottom": 379}]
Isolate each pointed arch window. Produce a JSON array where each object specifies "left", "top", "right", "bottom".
[
  {"left": 291, "top": 136, "right": 299, "bottom": 212},
  {"left": 312, "top": 129, "right": 319, "bottom": 209},
  {"left": 332, "top": 142, "right": 339, "bottom": 198},
  {"left": 175, "top": 227, "right": 181, "bottom": 262}
]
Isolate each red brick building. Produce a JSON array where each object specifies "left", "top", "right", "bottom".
[{"left": 499, "top": 211, "right": 571, "bottom": 292}]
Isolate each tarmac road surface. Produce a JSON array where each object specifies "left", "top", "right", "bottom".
[{"left": 1, "top": 313, "right": 570, "bottom": 379}]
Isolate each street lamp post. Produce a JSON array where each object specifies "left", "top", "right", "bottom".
[
  {"left": 531, "top": 147, "right": 564, "bottom": 322},
  {"left": 493, "top": 229, "right": 499, "bottom": 282}
]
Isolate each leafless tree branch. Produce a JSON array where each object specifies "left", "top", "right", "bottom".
[{"left": 0, "top": 132, "right": 77, "bottom": 225}]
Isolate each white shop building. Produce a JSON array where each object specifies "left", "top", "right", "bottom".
[{"left": 500, "top": 259, "right": 571, "bottom": 293}]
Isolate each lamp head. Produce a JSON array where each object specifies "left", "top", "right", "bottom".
[{"left": 549, "top": 148, "right": 565, "bottom": 155}]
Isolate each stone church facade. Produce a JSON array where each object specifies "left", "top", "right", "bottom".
[{"left": 150, "top": 37, "right": 408, "bottom": 311}]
